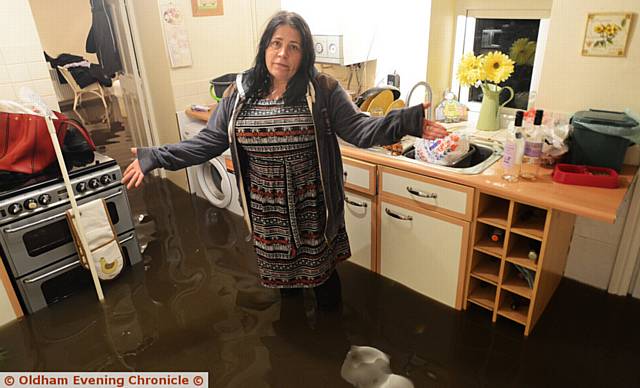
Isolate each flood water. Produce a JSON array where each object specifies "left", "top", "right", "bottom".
[{"left": 1, "top": 126, "right": 639, "bottom": 386}]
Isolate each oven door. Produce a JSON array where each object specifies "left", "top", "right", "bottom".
[
  {"left": 0, "top": 186, "right": 134, "bottom": 278},
  {"left": 16, "top": 231, "right": 140, "bottom": 314}
]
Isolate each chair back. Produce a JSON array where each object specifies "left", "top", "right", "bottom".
[{"left": 57, "top": 66, "right": 83, "bottom": 93}]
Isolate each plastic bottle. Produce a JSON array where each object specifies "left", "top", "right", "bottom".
[
  {"left": 521, "top": 109, "right": 544, "bottom": 180},
  {"left": 502, "top": 110, "right": 525, "bottom": 182}
]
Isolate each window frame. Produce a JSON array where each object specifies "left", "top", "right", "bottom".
[{"left": 451, "top": 9, "right": 551, "bottom": 116}]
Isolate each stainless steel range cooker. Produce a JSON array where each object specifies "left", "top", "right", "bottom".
[{"left": 0, "top": 153, "right": 142, "bottom": 313}]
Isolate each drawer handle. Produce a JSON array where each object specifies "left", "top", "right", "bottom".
[
  {"left": 406, "top": 186, "right": 437, "bottom": 199},
  {"left": 345, "top": 196, "right": 367, "bottom": 208},
  {"left": 385, "top": 207, "right": 412, "bottom": 221}
]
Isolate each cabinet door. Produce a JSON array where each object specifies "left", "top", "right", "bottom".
[
  {"left": 344, "top": 191, "right": 373, "bottom": 270},
  {"left": 380, "top": 201, "right": 467, "bottom": 308}
]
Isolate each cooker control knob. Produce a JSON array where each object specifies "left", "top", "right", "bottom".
[
  {"left": 38, "top": 194, "right": 52, "bottom": 205},
  {"left": 88, "top": 178, "right": 100, "bottom": 189},
  {"left": 24, "top": 198, "right": 38, "bottom": 210},
  {"left": 76, "top": 182, "right": 87, "bottom": 193},
  {"left": 99, "top": 174, "right": 112, "bottom": 185},
  {"left": 8, "top": 203, "right": 22, "bottom": 215}
]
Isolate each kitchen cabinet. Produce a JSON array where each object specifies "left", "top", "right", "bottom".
[
  {"left": 377, "top": 166, "right": 471, "bottom": 309},
  {"left": 342, "top": 157, "right": 377, "bottom": 271}
]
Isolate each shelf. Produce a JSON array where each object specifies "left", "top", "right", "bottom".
[
  {"left": 477, "top": 194, "right": 510, "bottom": 227},
  {"left": 511, "top": 203, "right": 547, "bottom": 240},
  {"left": 477, "top": 200, "right": 509, "bottom": 228},
  {"left": 502, "top": 276, "right": 533, "bottom": 299},
  {"left": 474, "top": 240, "right": 503, "bottom": 258},
  {"left": 470, "top": 258, "right": 500, "bottom": 284},
  {"left": 510, "top": 223, "right": 544, "bottom": 241},
  {"left": 468, "top": 286, "right": 496, "bottom": 311},
  {"left": 497, "top": 305, "right": 528, "bottom": 326},
  {"left": 467, "top": 278, "right": 496, "bottom": 312},
  {"left": 497, "top": 289, "right": 530, "bottom": 325},
  {"left": 505, "top": 244, "right": 538, "bottom": 271}
]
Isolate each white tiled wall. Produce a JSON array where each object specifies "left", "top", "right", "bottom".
[
  {"left": 564, "top": 189, "right": 632, "bottom": 290},
  {"left": 0, "top": 0, "right": 58, "bottom": 110},
  {"left": 0, "top": 0, "right": 63, "bottom": 325}
]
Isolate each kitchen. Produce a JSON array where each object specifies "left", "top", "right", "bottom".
[{"left": 1, "top": 0, "right": 639, "bottom": 386}]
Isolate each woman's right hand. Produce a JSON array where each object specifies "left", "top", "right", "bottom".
[{"left": 122, "top": 148, "right": 145, "bottom": 189}]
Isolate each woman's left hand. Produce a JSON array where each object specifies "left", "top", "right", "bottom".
[{"left": 422, "top": 102, "right": 448, "bottom": 140}]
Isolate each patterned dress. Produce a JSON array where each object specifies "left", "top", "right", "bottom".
[{"left": 235, "top": 97, "right": 351, "bottom": 288}]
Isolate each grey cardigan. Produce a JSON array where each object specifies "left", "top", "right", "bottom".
[{"left": 137, "top": 71, "right": 425, "bottom": 243}]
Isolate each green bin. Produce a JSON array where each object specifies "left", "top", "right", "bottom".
[{"left": 569, "top": 110, "right": 638, "bottom": 172}]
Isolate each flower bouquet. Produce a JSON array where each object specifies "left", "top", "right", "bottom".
[{"left": 457, "top": 51, "right": 515, "bottom": 130}]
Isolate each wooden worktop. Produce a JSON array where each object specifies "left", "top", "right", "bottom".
[
  {"left": 184, "top": 111, "right": 636, "bottom": 223},
  {"left": 341, "top": 146, "right": 636, "bottom": 224}
]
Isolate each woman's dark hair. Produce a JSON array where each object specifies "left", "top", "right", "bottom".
[{"left": 246, "top": 11, "right": 315, "bottom": 104}]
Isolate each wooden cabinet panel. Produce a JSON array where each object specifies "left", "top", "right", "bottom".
[
  {"left": 379, "top": 201, "right": 468, "bottom": 308},
  {"left": 380, "top": 166, "right": 473, "bottom": 221},
  {"left": 344, "top": 191, "right": 374, "bottom": 270},
  {"left": 343, "top": 157, "right": 376, "bottom": 195}
]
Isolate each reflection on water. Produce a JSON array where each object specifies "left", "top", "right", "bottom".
[{"left": 1, "top": 177, "right": 639, "bottom": 387}]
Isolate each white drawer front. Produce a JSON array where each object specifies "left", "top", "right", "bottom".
[
  {"left": 344, "top": 163, "right": 370, "bottom": 189},
  {"left": 382, "top": 170, "right": 470, "bottom": 218}
]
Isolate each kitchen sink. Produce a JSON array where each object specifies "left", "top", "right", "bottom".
[{"left": 397, "top": 138, "right": 503, "bottom": 175}]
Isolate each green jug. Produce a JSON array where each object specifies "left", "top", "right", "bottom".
[{"left": 476, "top": 83, "right": 514, "bottom": 131}]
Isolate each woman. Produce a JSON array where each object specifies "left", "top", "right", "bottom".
[{"left": 122, "top": 11, "right": 447, "bottom": 310}]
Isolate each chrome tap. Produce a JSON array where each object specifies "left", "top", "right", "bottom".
[{"left": 407, "top": 81, "right": 432, "bottom": 121}]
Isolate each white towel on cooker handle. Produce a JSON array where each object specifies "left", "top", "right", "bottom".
[{"left": 67, "top": 198, "right": 124, "bottom": 280}]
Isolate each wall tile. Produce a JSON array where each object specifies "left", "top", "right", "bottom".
[
  {"left": 0, "top": 46, "right": 25, "bottom": 65},
  {"left": 28, "top": 62, "right": 50, "bottom": 80},
  {"left": 0, "top": 84, "right": 17, "bottom": 100},
  {"left": 564, "top": 235, "right": 618, "bottom": 290},
  {"left": 0, "top": 65, "right": 10, "bottom": 85},
  {"left": 25, "top": 45, "right": 45, "bottom": 62},
  {"left": 31, "top": 79, "right": 56, "bottom": 96},
  {"left": 7, "top": 64, "right": 31, "bottom": 83}
]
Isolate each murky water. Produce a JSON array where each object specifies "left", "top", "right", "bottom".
[{"left": 1, "top": 161, "right": 639, "bottom": 386}]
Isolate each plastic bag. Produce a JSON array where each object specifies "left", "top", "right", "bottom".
[{"left": 414, "top": 134, "right": 470, "bottom": 166}]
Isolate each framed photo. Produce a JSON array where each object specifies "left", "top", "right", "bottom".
[
  {"left": 582, "top": 12, "right": 633, "bottom": 57},
  {"left": 191, "top": 0, "right": 223, "bottom": 17}
]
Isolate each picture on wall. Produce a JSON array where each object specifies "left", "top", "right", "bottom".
[
  {"left": 191, "top": 0, "right": 224, "bottom": 17},
  {"left": 582, "top": 12, "right": 633, "bottom": 57},
  {"left": 161, "top": 3, "right": 193, "bottom": 68}
]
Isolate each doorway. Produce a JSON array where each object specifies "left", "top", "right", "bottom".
[{"left": 28, "top": 0, "right": 156, "bottom": 169}]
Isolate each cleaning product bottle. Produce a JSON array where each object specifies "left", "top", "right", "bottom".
[
  {"left": 502, "top": 110, "right": 525, "bottom": 182},
  {"left": 521, "top": 109, "right": 544, "bottom": 180}
]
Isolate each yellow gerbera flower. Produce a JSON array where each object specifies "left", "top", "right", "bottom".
[
  {"left": 509, "top": 38, "right": 536, "bottom": 66},
  {"left": 456, "top": 53, "right": 485, "bottom": 87},
  {"left": 481, "top": 51, "right": 514, "bottom": 84},
  {"left": 594, "top": 24, "right": 605, "bottom": 34}
]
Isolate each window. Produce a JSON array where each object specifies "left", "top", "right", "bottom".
[{"left": 452, "top": 10, "right": 550, "bottom": 115}]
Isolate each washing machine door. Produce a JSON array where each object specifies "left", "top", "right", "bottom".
[{"left": 196, "top": 157, "right": 233, "bottom": 209}]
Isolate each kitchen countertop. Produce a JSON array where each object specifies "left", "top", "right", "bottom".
[
  {"left": 341, "top": 145, "right": 636, "bottom": 224},
  {"left": 183, "top": 111, "right": 637, "bottom": 223}
]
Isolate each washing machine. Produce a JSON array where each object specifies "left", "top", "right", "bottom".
[{"left": 177, "top": 111, "right": 243, "bottom": 216}]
